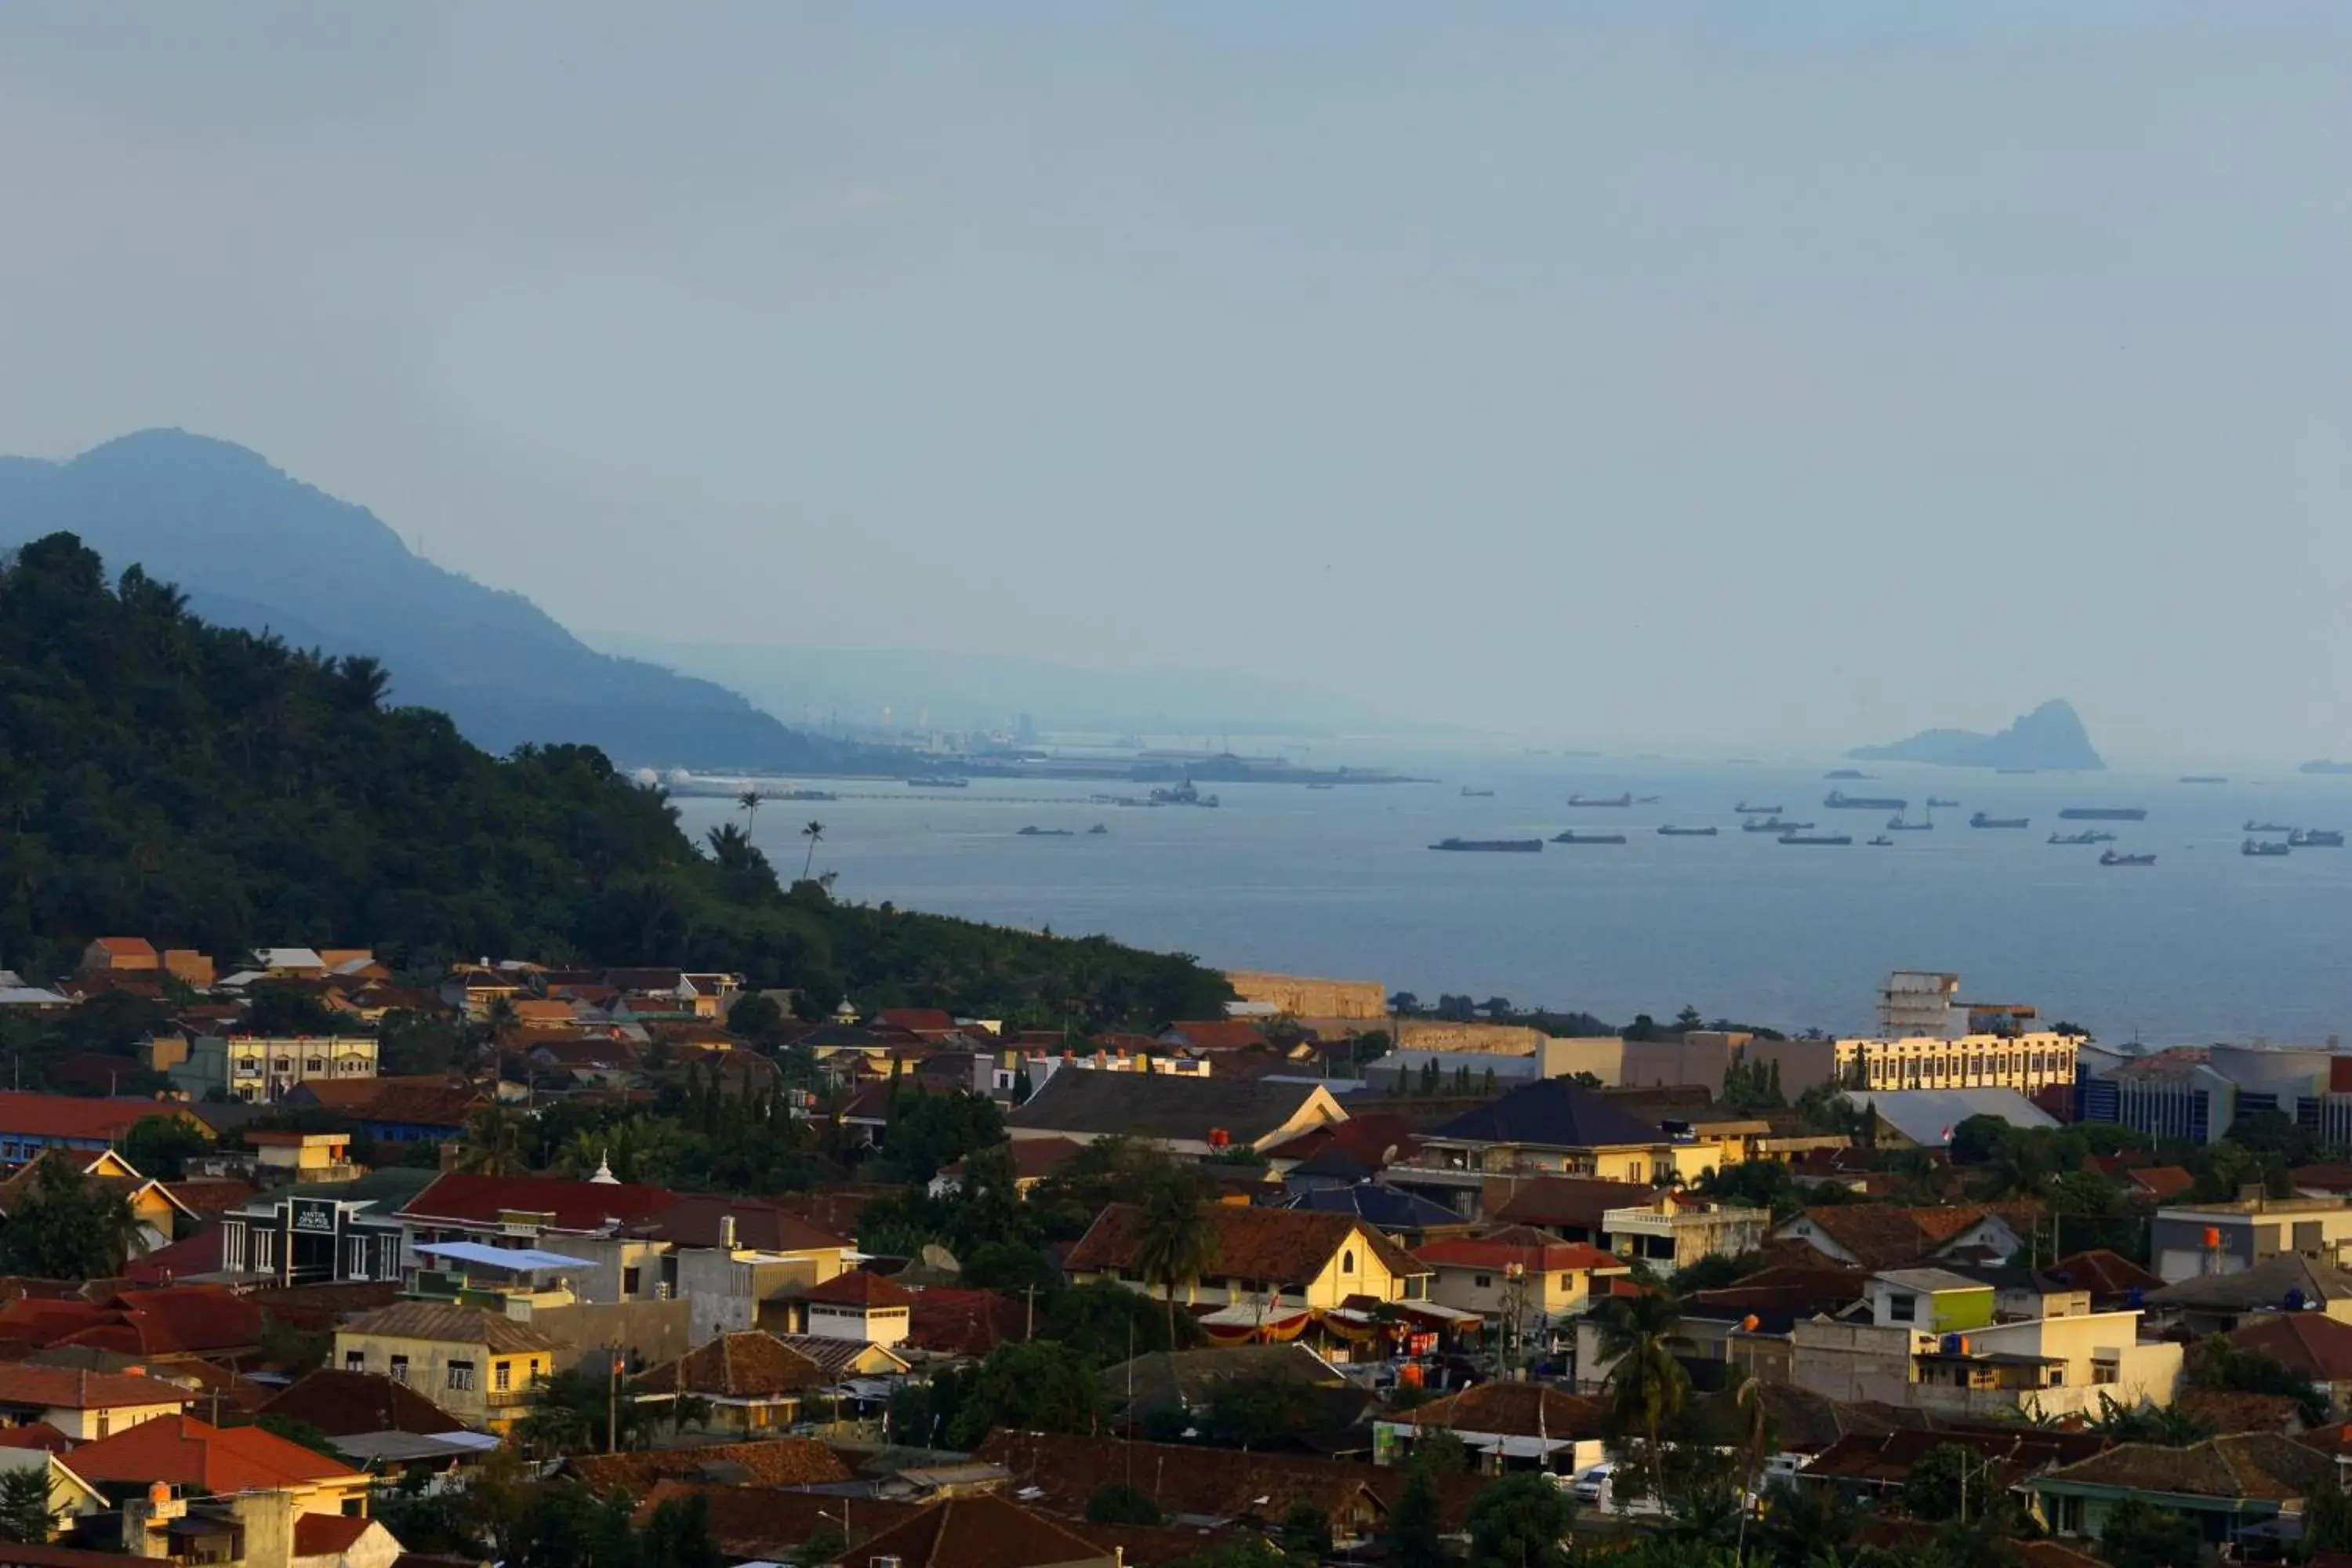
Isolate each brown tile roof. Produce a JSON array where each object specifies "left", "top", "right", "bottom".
[
  {"left": 1260, "top": 1116, "right": 1421, "bottom": 1169},
  {"left": 630, "top": 1483, "right": 924, "bottom": 1555},
  {"left": 848, "top": 1495, "right": 1109, "bottom": 1568},
  {"left": 800, "top": 1271, "right": 916, "bottom": 1308},
  {"left": 1065, "top": 1203, "right": 1425, "bottom": 1287},
  {"left": 398, "top": 1171, "right": 677, "bottom": 1232},
  {"left": 2176, "top": 1389, "right": 2303, "bottom": 1435},
  {"left": 2048, "top": 1250, "right": 2164, "bottom": 1301},
  {"left": 567, "top": 1437, "right": 851, "bottom": 1495},
  {"left": 65, "top": 1414, "right": 361, "bottom": 1492},
  {"left": 256, "top": 1370, "right": 466, "bottom": 1438},
  {"left": 1780, "top": 1205, "right": 2017, "bottom": 1271},
  {"left": 1412, "top": 1229, "right": 1627, "bottom": 1275},
  {"left": 764, "top": 1335, "right": 897, "bottom": 1381},
  {"left": 339, "top": 1301, "right": 564, "bottom": 1355},
  {"left": 1398, "top": 1381, "right": 1607, "bottom": 1442},
  {"left": 1803, "top": 1425, "right": 2106, "bottom": 1488},
  {"left": 289, "top": 1080, "right": 483, "bottom": 1128},
  {"left": 634, "top": 1195, "right": 849, "bottom": 1254},
  {"left": 2127, "top": 1166, "right": 2196, "bottom": 1201},
  {"left": 2225, "top": 1312, "right": 2352, "bottom": 1382},
  {"left": 973, "top": 1432, "right": 1385, "bottom": 1524},
  {"left": 2292, "top": 1163, "right": 2352, "bottom": 1194},
  {"left": 2035, "top": 1432, "right": 2338, "bottom": 1500},
  {"left": 293, "top": 1515, "right": 375, "bottom": 1557},
  {"left": 633, "top": 1334, "right": 830, "bottom": 1399},
  {"left": 1486, "top": 1177, "right": 1657, "bottom": 1231},
  {"left": 0, "top": 1363, "right": 191, "bottom": 1412},
  {"left": 906, "top": 1287, "right": 1030, "bottom": 1358}
]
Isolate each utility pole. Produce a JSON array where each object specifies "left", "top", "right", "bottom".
[
  {"left": 606, "top": 1342, "right": 621, "bottom": 1454},
  {"left": 1022, "top": 1283, "right": 1039, "bottom": 1341}
]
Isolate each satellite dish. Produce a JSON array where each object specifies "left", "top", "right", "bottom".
[
  {"left": 920, "top": 1243, "right": 962, "bottom": 1275},
  {"left": 1382, "top": 1145, "right": 1400, "bottom": 1165}
]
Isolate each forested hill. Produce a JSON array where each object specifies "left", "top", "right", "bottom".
[
  {"left": 0, "top": 533, "right": 1229, "bottom": 1025},
  {"left": 0, "top": 430, "right": 899, "bottom": 772}
]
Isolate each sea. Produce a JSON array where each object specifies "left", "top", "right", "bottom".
[{"left": 673, "top": 749, "right": 2352, "bottom": 1046}]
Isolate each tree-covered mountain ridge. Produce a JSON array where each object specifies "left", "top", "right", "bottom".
[
  {"left": 0, "top": 430, "right": 903, "bottom": 771},
  {"left": 0, "top": 532, "right": 1229, "bottom": 1024}
]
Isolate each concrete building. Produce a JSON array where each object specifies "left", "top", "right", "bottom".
[
  {"left": 2148, "top": 1195, "right": 2352, "bottom": 1283},
  {"left": 1410, "top": 1228, "right": 1632, "bottom": 1322},
  {"left": 332, "top": 1302, "right": 563, "bottom": 1433},
  {"left": 1747, "top": 1031, "right": 2078, "bottom": 1099},
  {"left": 170, "top": 1033, "right": 381, "bottom": 1104},
  {"left": 1878, "top": 971, "right": 1965, "bottom": 1038},
  {"left": 1602, "top": 1192, "right": 1771, "bottom": 1269},
  {"left": 2077, "top": 1044, "right": 2343, "bottom": 1147}
]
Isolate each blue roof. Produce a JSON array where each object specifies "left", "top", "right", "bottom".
[
  {"left": 1280, "top": 1184, "right": 1465, "bottom": 1229},
  {"left": 413, "top": 1241, "right": 593, "bottom": 1271},
  {"left": 1427, "top": 1078, "right": 1665, "bottom": 1149}
]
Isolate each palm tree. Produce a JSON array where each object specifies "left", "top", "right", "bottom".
[
  {"left": 1129, "top": 1179, "right": 1216, "bottom": 1343},
  {"left": 800, "top": 820, "right": 826, "bottom": 880},
  {"left": 737, "top": 787, "right": 762, "bottom": 835},
  {"left": 1731, "top": 1373, "right": 1775, "bottom": 1564},
  {"left": 456, "top": 1103, "right": 529, "bottom": 1177},
  {"left": 1596, "top": 1289, "right": 1693, "bottom": 1507}
]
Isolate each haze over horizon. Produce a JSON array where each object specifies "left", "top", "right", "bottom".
[{"left": 3, "top": 4, "right": 2348, "bottom": 761}]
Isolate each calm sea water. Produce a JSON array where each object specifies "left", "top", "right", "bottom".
[{"left": 677, "top": 751, "right": 2352, "bottom": 1044}]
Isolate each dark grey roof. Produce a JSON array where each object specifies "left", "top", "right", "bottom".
[
  {"left": 2143, "top": 1253, "right": 2352, "bottom": 1311},
  {"left": 1427, "top": 1078, "right": 1664, "bottom": 1149},
  {"left": 1005, "top": 1071, "right": 1329, "bottom": 1145},
  {"left": 1279, "top": 1183, "right": 1465, "bottom": 1231}
]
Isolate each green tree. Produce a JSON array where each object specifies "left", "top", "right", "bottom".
[
  {"left": 2304, "top": 1478, "right": 2352, "bottom": 1555},
  {"left": 1085, "top": 1483, "right": 1165, "bottom": 1526},
  {"left": 0, "top": 1468, "right": 55, "bottom": 1544},
  {"left": 0, "top": 1155, "right": 139, "bottom": 1276},
  {"left": 1280, "top": 1500, "right": 1332, "bottom": 1563},
  {"left": 1200, "top": 1370, "right": 1324, "bottom": 1451},
  {"left": 1382, "top": 1466, "right": 1446, "bottom": 1568},
  {"left": 255, "top": 1413, "right": 343, "bottom": 1457},
  {"left": 1406, "top": 1429, "right": 1471, "bottom": 1476},
  {"left": 455, "top": 1102, "right": 530, "bottom": 1177},
  {"left": 1595, "top": 1289, "right": 1692, "bottom": 1503},
  {"left": 2187, "top": 1337, "right": 2329, "bottom": 1424},
  {"left": 1902, "top": 1443, "right": 1990, "bottom": 1523},
  {"left": 945, "top": 1341, "right": 1104, "bottom": 1448},
  {"left": 2094, "top": 1496, "right": 2209, "bottom": 1568},
  {"left": 1130, "top": 1180, "right": 1217, "bottom": 1344},
  {"left": 800, "top": 820, "right": 826, "bottom": 880},
  {"left": 642, "top": 1491, "right": 724, "bottom": 1568},
  {"left": 1464, "top": 1472, "right": 1573, "bottom": 1568},
  {"left": 122, "top": 1113, "right": 213, "bottom": 1181},
  {"left": 727, "top": 991, "right": 788, "bottom": 1045}
]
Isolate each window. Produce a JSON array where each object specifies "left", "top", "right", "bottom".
[
  {"left": 494, "top": 1361, "right": 512, "bottom": 1392},
  {"left": 1474, "top": 1274, "right": 1492, "bottom": 1289},
  {"left": 1559, "top": 1274, "right": 1573, "bottom": 1291},
  {"left": 1341, "top": 1250, "right": 1356, "bottom": 1274},
  {"left": 1888, "top": 1293, "right": 1918, "bottom": 1323},
  {"left": 622, "top": 1267, "right": 641, "bottom": 1296},
  {"left": 448, "top": 1359, "right": 476, "bottom": 1392},
  {"left": 344, "top": 1351, "right": 365, "bottom": 1373},
  {"left": 306, "top": 1058, "right": 325, "bottom": 1074},
  {"left": 96, "top": 1412, "right": 111, "bottom": 1439},
  {"left": 389, "top": 1355, "right": 409, "bottom": 1384}
]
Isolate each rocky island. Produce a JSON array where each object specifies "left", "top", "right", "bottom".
[{"left": 1849, "top": 699, "right": 2106, "bottom": 771}]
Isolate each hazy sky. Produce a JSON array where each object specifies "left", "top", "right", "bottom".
[{"left": 3, "top": 4, "right": 2349, "bottom": 760}]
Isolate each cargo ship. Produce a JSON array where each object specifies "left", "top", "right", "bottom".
[
  {"left": 1927, "top": 797, "right": 1960, "bottom": 809},
  {"left": 1569, "top": 793, "right": 1634, "bottom": 808},
  {"left": 1017, "top": 826, "right": 1074, "bottom": 837},
  {"left": 1826, "top": 790, "right": 1908, "bottom": 811},
  {"left": 2049, "top": 830, "right": 2114, "bottom": 845},
  {"left": 2059, "top": 807, "right": 2147, "bottom": 821},
  {"left": 1885, "top": 811, "right": 1933, "bottom": 831},
  {"left": 2291, "top": 829, "right": 2345, "bottom": 848},
  {"left": 1733, "top": 802, "right": 1784, "bottom": 815},
  {"left": 1744, "top": 817, "right": 1813, "bottom": 833},
  {"left": 2244, "top": 820, "right": 2293, "bottom": 834},
  {"left": 1867, "top": 835, "right": 1895, "bottom": 847},
  {"left": 1431, "top": 837, "right": 1543, "bottom": 852},
  {"left": 1151, "top": 779, "right": 1221, "bottom": 807},
  {"left": 2242, "top": 838, "right": 2291, "bottom": 858},
  {"left": 1970, "top": 812, "right": 2030, "bottom": 829},
  {"left": 2100, "top": 851, "right": 2156, "bottom": 866},
  {"left": 908, "top": 775, "right": 970, "bottom": 788},
  {"left": 2179, "top": 775, "right": 2227, "bottom": 785},
  {"left": 1780, "top": 832, "right": 1853, "bottom": 846},
  {"left": 1461, "top": 786, "right": 1495, "bottom": 797},
  {"left": 1657, "top": 825, "right": 1719, "bottom": 837},
  {"left": 1552, "top": 830, "right": 1628, "bottom": 845}
]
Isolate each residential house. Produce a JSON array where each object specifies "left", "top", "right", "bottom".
[
  {"left": 2140, "top": 1254, "right": 2352, "bottom": 1334},
  {"left": 1374, "top": 1382, "right": 1607, "bottom": 1476},
  {"left": 2128, "top": 1166, "right": 2197, "bottom": 1204},
  {"left": 0, "top": 1149, "right": 194, "bottom": 1257},
  {"left": 562, "top": 1438, "right": 850, "bottom": 1497},
  {"left": 905, "top": 1288, "right": 1032, "bottom": 1361},
  {"left": 243, "top": 1132, "right": 359, "bottom": 1184},
  {"left": 74, "top": 1414, "right": 376, "bottom": 1550},
  {"left": 0, "top": 973, "right": 71, "bottom": 1014},
  {"left": 2149, "top": 1196, "right": 2352, "bottom": 1284},
  {"left": 331, "top": 1303, "right": 562, "bottom": 1433},
  {"left": 1786, "top": 1269, "right": 2182, "bottom": 1419},
  {"left": 2027, "top": 1434, "right": 2338, "bottom": 1550},
  {"left": 0, "top": 1094, "right": 204, "bottom": 1162},
  {"left": 0, "top": 1365, "right": 190, "bottom": 1441},
  {"left": 1798, "top": 1425, "right": 2106, "bottom": 1511},
  {"left": 786, "top": 1272, "right": 913, "bottom": 1348},
  {"left": 1602, "top": 1191, "right": 1771, "bottom": 1269},
  {"left": 2048, "top": 1250, "right": 2166, "bottom": 1311},
  {"left": 79, "top": 938, "right": 160, "bottom": 976},
  {"left": 974, "top": 1431, "right": 1397, "bottom": 1541},
  {"left": 169, "top": 1034, "right": 379, "bottom": 1104},
  {"left": 254, "top": 1370, "right": 466, "bottom": 1440},
  {"left": 0, "top": 1287, "right": 263, "bottom": 1366},
  {"left": 1276, "top": 1184, "right": 1478, "bottom": 1247},
  {"left": 1064, "top": 1203, "right": 1430, "bottom": 1337},
  {"left": 834, "top": 1494, "right": 1112, "bottom": 1568},
  {"left": 762, "top": 1333, "right": 909, "bottom": 1381},
  {"left": 1004, "top": 1073, "right": 1347, "bottom": 1158},
  {"left": 1095, "top": 1344, "right": 1357, "bottom": 1437},
  {"left": 2220, "top": 1313, "right": 2352, "bottom": 1416},
  {"left": 1403, "top": 1080, "right": 1700, "bottom": 1196},
  {"left": 393, "top": 1172, "right": 679, "bottom": 1298},
  {"left": 631, "top": 1331, "right": 838, "bottom": 1436},
  {"left": 630, "top": 1196, "right": 858, "bottom": 1342},
  {"left": 281, "top": 1079, "right": 481, "bottom": 1145},
  {"left": 1412, "top": 1228, "right": 1631, "bottom": 1323},
  {"left": 1261, "top": 1116, "right": 1422, "bottom": 1178},
  {"left": 1773, "top": 1205, "right": 2031, "bottom": 1272},
  {"left": 1480, "top": 1176, "right": 1658, "bottom": 1241}
]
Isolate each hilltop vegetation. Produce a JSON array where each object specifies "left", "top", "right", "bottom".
[{"left": 0, "top": 533, "right": 1229, "bottom": 1025}]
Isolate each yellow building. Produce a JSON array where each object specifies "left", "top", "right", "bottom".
[
  {"left": 1410, "top": 1228, "right": 1632, "bottom": 1319},
  {"left": 1835, "top": 1033, "right": 2079, "bottom": 1096},
  {"left": 1063, "top": 1203, "right": 1431, "bottom": 1312},
  {"left": 332, "top": 1301, "right": 563, "bottom": 1432}
]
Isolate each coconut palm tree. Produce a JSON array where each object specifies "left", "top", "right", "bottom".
[
  {"left": 1130, "top": 1178, "right": 1216, "bottom": 1342},
  {"left": 1731, "top": 1373, "right": 1776, "bottom": 1564},
  {"left": 736, "top": 787, "right": 762, "bottom": 835},
  {"left": 800, "top": 819, "right": 826, "bottom": 880},
  {"left": 1596, "top": 1289, "right": 1693, "bottom": 1506},
  {"left": 456, "top": 1103, "right": 529, "bottom": 1177}
]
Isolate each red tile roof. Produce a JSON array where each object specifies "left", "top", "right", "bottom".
[
  {"left": 0, "top": 1363, "right": 191, "bottom": 1412},
  {"left": 64, "top": 1414, "right": 361, "bottom": 1492},
  {"left": 2049, "top": 1250, "right": 2164, "bottom": 1301},
  {"left": 0, "top": 1094, "right": 168, "bottom": 1143},
  {"left": 0, "top": 1288, "right": 263, "bottom": 1357},
  {"left": 2294, "top": 1164, "right": 2352, "bottom": 1194},
  {"left": 906, "top": 1287, "right": 1030, "bottom": 1358},
  {"left": 800, "top": 1271, "right": 916, "bottom": 1308},
  {"left": 633, "top": 1196, "right": 849, "bottom": 1254},
  {"left": 847, "top": 1494, "right": 1109, "bottom": 1568},
  {"left": 633, "top": 1334, "right": 830, "bottom": 1399},
  {"left": 2226, "top": 1312, "right": 2352, "bottom": 1382},
  {"left": 1066, "top": 1203, "right": 1425, "bottom": 1287},
  {"left": 0, "top": 1422, "right": 71, "bottom": 1452},
  {"left": 1412, "top": 1229, "right": 1628, "bottom": 1275},
  {"left": 2127, "top": 1166, "right": 2196, "bottom": 1202},
  {"left": 1486, "top": 1177, "right": 1658, "bottom": 1231},
  {"left": 292, "top": 1515, "right": 374, "bottom": 1556},
  {"left": 1398, "top": 1381, "right": 1608, "bottom": 1441},
  {"left": 565, "top": 1438, "right": 851, "bottom": 1495},
  {"left": 1159, "top": 1022, "right": 1270, "bottom": 1052},
  {"left": 399, "top": 1171, "right": 677, "bottom": 1233},
  {"left": 256, "top": 1370, "right": 466, "bottom": 1437},
  {"left": 1260, "top": 1115, "right": 1422, "bottom": 1168}
]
